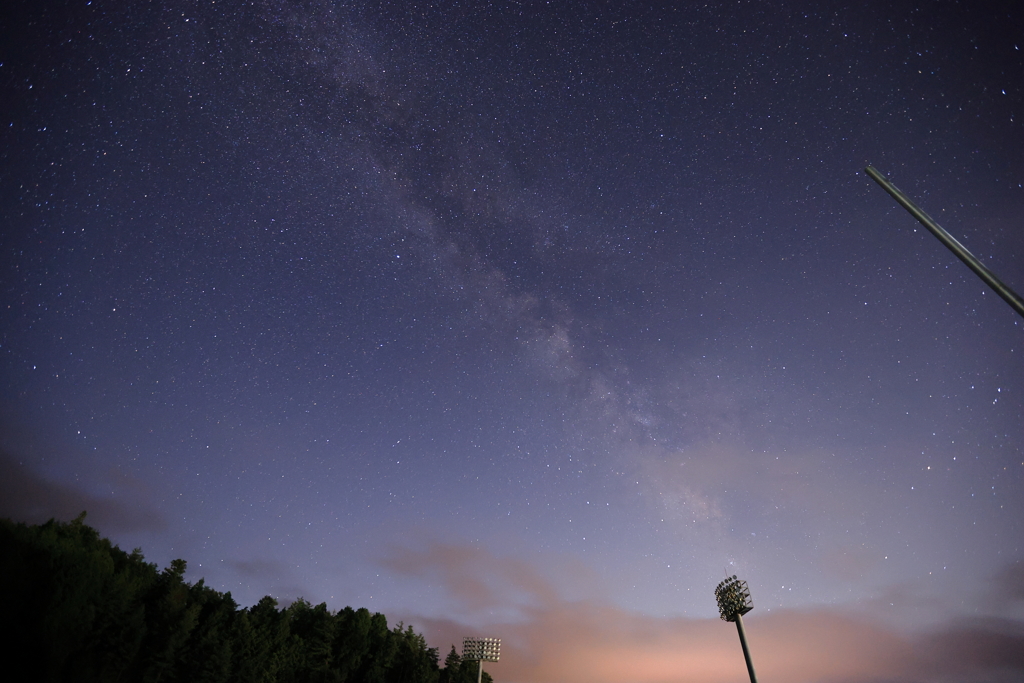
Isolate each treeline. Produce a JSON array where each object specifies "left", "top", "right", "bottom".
[{"left": 0, "top": 514, "right": 494, "bottom": 683}]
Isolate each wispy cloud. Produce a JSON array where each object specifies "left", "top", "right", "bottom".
[
  {"left": 226, "top": 557, "right": 311, "bottom": 606},
  {"left": 0, "top": 447, "right": 165, "bottom": 533},
  {"left": 382, "top": 543, "right": 562, "bottom": 613}
]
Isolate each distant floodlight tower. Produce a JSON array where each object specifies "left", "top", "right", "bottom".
[
  {"left": 715, "top": 575, "right": 758, "bottom": 683},
  {"left": 462, "top": 637, "right": 500, "bottom": 683}
]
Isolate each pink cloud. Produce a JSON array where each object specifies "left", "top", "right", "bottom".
[
  {"left": 381, "top": 542, "right": 567, "bottom": 611},
  {"left": 389, "top": 543, "right": 1024, "bottom": 683}
]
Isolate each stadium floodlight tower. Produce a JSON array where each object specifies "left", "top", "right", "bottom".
[
  {"left": 715, "top": 575, "right": 759, "bottom": 683},
  {"left": 462, "top": 637, "right": 500, "bottom": 683}
]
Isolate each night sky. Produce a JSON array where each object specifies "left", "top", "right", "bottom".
[{"left": 3, "top": 1, "right": 1024, "bottom": 681}]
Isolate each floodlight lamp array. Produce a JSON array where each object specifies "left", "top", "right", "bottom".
[
  {"left": 462, "top": 637, "right": 501, "bottom": 662},
  {"left": 715, "top": 575, "right": 753, "bottom": 622}
]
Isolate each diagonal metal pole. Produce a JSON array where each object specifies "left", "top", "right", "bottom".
[
  {"left": 734, "top": 613, "right": 758, "bottom": 683},
  {"left": 864, "top": 165, "right": 1024, "bottom": 319}
]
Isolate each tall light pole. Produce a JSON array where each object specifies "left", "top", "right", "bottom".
[
  {"left": 462, "top": 637, "right": 500, "bottom": 683},
  {"left": 864, "top": 165, "right": 1024, "bottom": 319},
  {"left": 715, "top": 575, "right": 758, "bottom": 683}
]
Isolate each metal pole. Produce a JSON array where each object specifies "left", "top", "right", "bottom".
[
  {"left": 477, "top": 659, "right": 483, "bottom": 683},
  {"left": 864, "top": 165, "right": 1024, "bottom": 319},
  {"left": 734, "top": 613, "right": 759, "bottom": 683}
]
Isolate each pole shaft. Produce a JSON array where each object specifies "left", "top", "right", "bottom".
[
  {"left": 864, "top": 165, "right": 1024, "bottom": 319},
  {"left": 734, "top": 614, "right": 759, "bottom": 683},
  {"left": 477, "top": 660, "right": 483, "bottom": 683}
]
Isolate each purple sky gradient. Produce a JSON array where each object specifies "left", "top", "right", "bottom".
[{"left": 3, "top": 1, "right": 1023, "bottom": 680}]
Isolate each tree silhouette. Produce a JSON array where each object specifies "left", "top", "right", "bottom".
[{"left": 0, "top": 514, "right": 467, "bottom": 683}]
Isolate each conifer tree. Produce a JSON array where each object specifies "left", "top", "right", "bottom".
[{"left": 439, "top": 646, "right": 462, "bottom": 683}]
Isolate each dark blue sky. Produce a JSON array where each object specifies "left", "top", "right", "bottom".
[{"left": 3, "top": 1, "right": 1023, "bottom": 681}]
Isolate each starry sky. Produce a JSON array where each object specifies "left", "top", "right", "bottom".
[{"left": 2, "top": 1, "right": 1024, "bottom": 681}]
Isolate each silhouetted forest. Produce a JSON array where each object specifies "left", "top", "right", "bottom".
[{"left": 0, "top": 514, "right": 495, "bottom": 683}]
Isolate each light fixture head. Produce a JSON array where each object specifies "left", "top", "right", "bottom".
[
  {"left": 462, "top": 637, "right": 501, "bottom": 662},
  {"left": 715, "top": 575, "right": 753, "bottom": 622}
]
